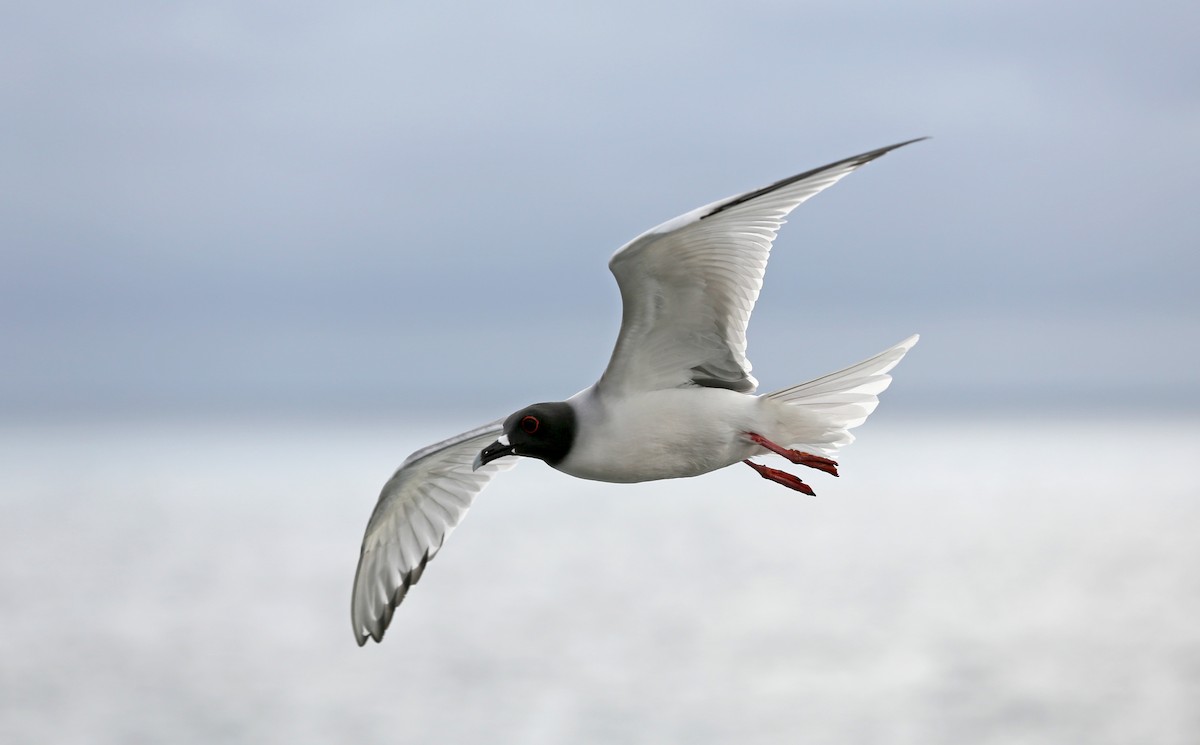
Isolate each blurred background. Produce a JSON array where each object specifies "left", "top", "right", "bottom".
[{"left": 3, "top": 1, "right": 1198, "bottom": 743}]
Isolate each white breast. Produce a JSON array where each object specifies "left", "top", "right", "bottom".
[{"left": 557, "top": 387, "right": 766, "bottom": 483}]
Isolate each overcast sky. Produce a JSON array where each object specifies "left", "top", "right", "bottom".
[{"left": 3, "top": 0, "right": 1198, "bottom": 420}]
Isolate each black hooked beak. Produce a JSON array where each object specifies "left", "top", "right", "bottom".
[{"left": 472, "top": 434, "right": 515, "bottom": 471}]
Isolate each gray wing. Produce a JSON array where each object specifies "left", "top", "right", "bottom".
[
  {"left": 598, "top": 139, "right": 924, "bottom": 397},
  {"left": 351, "top": 420, "right": 517, "bottom": 645}
]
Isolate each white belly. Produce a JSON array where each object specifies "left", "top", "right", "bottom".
[{"left": 555, "top": 387, "right": 768, "bottom": 483}]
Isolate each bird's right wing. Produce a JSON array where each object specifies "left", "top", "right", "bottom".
[
  {"left": 351, "top": 420, "right": 517, "bottom": 646},
  {"left": 598, "top": 139, "right": 924, "bottom": 398}
]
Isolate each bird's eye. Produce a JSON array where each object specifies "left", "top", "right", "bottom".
[{"left": 520, "top": 415, "right": 540, "bottom": 434}]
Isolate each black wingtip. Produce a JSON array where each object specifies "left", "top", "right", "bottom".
[
  {"left": 867, "top": 136, "right": 930, "bottom": 158},
  {"left": 352, "top": 548, "right": 436, "bottom": 647},
  {"left": 702, "top": 137, "right": 928, "bottom": 220},
  {"left": 834, "top": 136, "right": 930, "bottom": 169}
]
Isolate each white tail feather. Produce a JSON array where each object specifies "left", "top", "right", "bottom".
[{"left": 765, "top": 335, "right": 918, "bottom": 452}]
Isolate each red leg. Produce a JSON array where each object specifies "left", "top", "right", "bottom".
[
  {"left": 746, "top": 432, "right": 839, "bottom": 477},
  {"left": 744, "top": 460, "right": 816, "bottom": 496}
]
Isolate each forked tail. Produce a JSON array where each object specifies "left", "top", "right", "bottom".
[{"left": 764, "top": 335, "right": 918, "bottom": 453}]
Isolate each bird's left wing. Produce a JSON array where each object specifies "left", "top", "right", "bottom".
[
  {"left": 351, "top": 420, "right": 517, "bottom": 645},
  {"left": 598, "top": 139, "right": 924, "bottom": 397}
]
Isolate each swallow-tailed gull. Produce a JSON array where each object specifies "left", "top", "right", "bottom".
[{"left": 352, "top": 139, "right": 923, "bottom": 645}]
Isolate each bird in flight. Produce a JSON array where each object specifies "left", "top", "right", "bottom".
[{"left": 352, "top": 139, "right": 924, "bottom": 645}]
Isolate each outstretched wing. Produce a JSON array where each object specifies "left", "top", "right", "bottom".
[
  {"left": 598, "top": 139, "right": 924, "bottom": 397},
  {"left": 351, "top": 421, "right": 517, "bottom": 645}
]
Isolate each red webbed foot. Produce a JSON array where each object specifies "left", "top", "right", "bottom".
[
  {"left": 743, "top": 460, "right": 816, "bottom": 496},
  {"left": 746, "top": 432, "right": 839, "bottom": 476}
]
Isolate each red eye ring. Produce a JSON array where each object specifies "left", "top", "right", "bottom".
[{"left": 520, "top": 415, "right": 540, "bottom": 434}]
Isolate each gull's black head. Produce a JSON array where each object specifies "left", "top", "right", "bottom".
[{"left": 475, "top": 401, "right": 576, "bottom": 469}]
